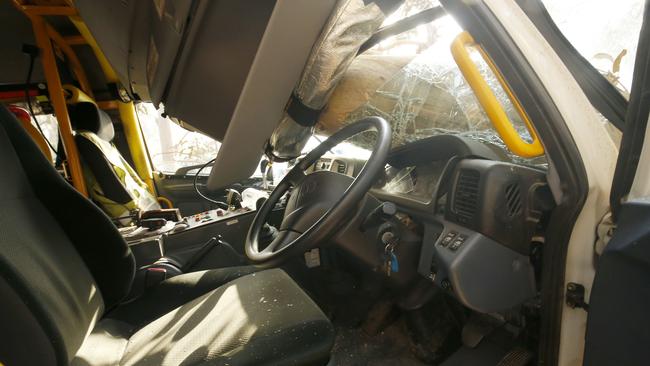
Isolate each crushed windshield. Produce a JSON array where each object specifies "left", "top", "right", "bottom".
[{"left": 318, "top": 0, "right": 545, "bottom": 166}]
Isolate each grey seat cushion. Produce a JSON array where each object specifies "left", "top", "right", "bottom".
[
  {"left": 74, "top": 269, "right": 334, "bottom": 366},
  {"left": 71, "top": 319, "right": 133, "bottom": 366},
  {"left": 106, "top": 266, "right": 259, "bottom": 329}
]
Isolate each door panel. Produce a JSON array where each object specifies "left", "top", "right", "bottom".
[
  {"left": 583, "top": 202, "right": 650, "bottom": 366},
  {"left": 585, "top": 1, "right": 650, "bottom": 365}
]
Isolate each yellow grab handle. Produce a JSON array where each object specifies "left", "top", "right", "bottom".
[
  {"left": 451, "top": 31, "right": 544, "bottom": 158},
  {"left": 157, "top": 196, "right": 174, "bottom": 209}
]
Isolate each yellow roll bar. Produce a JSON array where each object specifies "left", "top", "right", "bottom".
[
  {"left": 68, "top": 16, "right": 119, "bottom": 83},
  {"left": 12, "top": 0, "right": 94, "bottom": 196},
  {"left": 117, "top": 101, "right": 156, "bottom": 194},
  {"left": 12, "top": 1, "right": 180, "bottom": 206},
  {"left": 12, "top": 0, "right": 158, "bottom": 197},
  {"left": 14, "top": 4, "right": 77, "bottom": 16},
  {"left": 451, "top": 31, "right": 544, "bottom": 158},
  {"left": 44, "top": 23, "right": 94, "bottom": 99},
  {"left": 69, "top": 16, "right": 157, "bottom": 196},
  {"left": 28, "top": 14, "right": 88, "bottom": 196},
  {"left": 63, "top": 84, "right": 96, "bottom": 105}
]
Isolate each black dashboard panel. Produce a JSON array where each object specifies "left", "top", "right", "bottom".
[
  {"left": 445, "top": 159, "right": 553, "bottom": 255},
  {"left": 365, "top": 135, "right": 554, "bottom": 313},
  {"left": 372, "top": 135, "right": 506, "bottom": 207},
  {"left": 386, "top": 134, "right": 506, "bottom": 168},
  {"left": 413, "top": 159, "right": 554, "bottom": 313},
  {"left": 413, "top": 159, "right": 552, "bottom": 313},
  {"left": 311, "top": 135, "right": 552, "bottom": 313},
  {"left": 380, "top": 162, "right": 446, "bottom": 203},
  {"left": 419, "top": 220, "right": 537, "bottom": 313}
]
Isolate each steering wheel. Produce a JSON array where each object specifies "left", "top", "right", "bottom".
[{"left": 246, "top": 117, "right": 391, "bottom": 266}]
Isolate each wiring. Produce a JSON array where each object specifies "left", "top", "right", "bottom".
[
  {"left": 193, "top": 158, "right": 229, "bottom": 209},
  {"left": 23, "top": 44, "right": 59, "bottom": 155}
]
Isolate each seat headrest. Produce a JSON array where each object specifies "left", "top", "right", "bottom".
[{"left": 69, "top": 102, "right": 115, "bottom": 141}]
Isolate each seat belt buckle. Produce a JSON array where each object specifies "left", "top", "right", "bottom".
[{"left": 144, "top": 267, "right": 167, "bottom": 288}]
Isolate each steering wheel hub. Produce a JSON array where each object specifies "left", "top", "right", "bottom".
[{"left": 245, "top": 117, "right": 392, "bottom": 266}]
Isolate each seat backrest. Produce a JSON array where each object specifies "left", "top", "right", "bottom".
[
  {"left": 68, "top": 102, "right": 160, "bottom": 223},
  {"left": 0, "top": 105, "right": 135, "bottom": 365}
]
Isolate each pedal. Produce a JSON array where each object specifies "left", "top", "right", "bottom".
[
  {"left": 461, "top": 314, "right": 503, "bottom": 348},
  {"left": 497, "top": 347, "right": 533, "bottom": 366}
]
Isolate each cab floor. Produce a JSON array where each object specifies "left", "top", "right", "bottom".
[{"left": 330, "top": 318, "right": 429, "bottom": 366}]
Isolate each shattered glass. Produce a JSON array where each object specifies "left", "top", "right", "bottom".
[{"left": 339, "top": 16, "right": 547, "bottom": 167}]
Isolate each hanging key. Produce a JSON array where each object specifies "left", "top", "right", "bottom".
[
  {"left": 390, "top": 250, "right": 399, "bottom": 273},
  {"left": 384, "top": 243, "right": 393, "bottom": 276},
  {"left": 381, "top": 231, "right": 400, "bottom": 277}
]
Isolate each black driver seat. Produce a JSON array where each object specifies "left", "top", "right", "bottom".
[{"left": 0, "top": 105, "right": 334, "bottom": 365}]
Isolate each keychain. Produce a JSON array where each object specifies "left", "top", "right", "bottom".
[{"left": 382, "top": 231, "right": 400, "bottom": 276}]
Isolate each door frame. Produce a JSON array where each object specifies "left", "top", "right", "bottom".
[{"left": 441, "top": 0, "right": 621, "bottom": 364}]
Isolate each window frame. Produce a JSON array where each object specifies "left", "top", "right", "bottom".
[{"left": 516, "top": 0, "right": 630, "bottom": 131}]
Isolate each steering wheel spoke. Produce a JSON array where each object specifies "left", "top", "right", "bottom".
[
  {"left": 261, "top": 230, "right": 302, "bottom": 255},
  {"left": 286, "top": 168, "right": 306, "bottom": 187},
  {"left": 261, "top": 237, "right": 281, "bottom": 255}
]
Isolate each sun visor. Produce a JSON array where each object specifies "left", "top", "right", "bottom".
[
  {"left": 205, "top": 0, "right": 338, "bottom": 190},
  {"left": 75, "top": 0, "right": 395, "bottom": 190}
]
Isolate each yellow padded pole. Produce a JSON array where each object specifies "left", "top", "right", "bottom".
[{"left": 451, "top": 31, "right": 544, "bottom": 158}]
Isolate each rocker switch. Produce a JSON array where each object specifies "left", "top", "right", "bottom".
[
  {"left": 440, "top": 231, "right": 457, "bottom": 247},
  {"left": 449, "top": 235, "right": 466, "bottom": 251}
]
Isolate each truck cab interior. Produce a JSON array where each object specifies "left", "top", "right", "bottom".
[{"left": 1, "top": 1, "right": 649, "bottom": 366}]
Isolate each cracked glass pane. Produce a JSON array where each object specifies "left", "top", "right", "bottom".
[{"left": 320, "top": 3, "right": 546, "bottom": 166}]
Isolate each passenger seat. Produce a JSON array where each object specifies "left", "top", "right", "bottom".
[{"left": 68, "top": 101, "right": 160, "bottom": 224}]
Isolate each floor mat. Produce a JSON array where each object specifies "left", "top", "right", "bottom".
[{"left": 330, "top": 318, "right": 430, "bottom": 366}]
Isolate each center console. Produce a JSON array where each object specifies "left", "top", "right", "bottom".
[
  {"left": 118, "top": 206, "right": 265, "bottom": 300},
  {"left": 120, "top": 207, "right": 252, "bottom": 263}
]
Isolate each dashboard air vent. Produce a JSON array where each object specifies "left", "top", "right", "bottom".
[
  {"left": 317, "top": 159, "right": 331, "bottom": 171},
  {"left": 337, "top": 162, "right": 347, "bottom": 174},
  {"left": 453, "top": 169, "right": 480, "bottom": 223},
  {"left": 504, "top": 183, "right": 522, "bottom": 217}
]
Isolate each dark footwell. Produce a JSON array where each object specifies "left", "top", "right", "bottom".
[{"left": 330, "top": 318, "right": 429, "bottom": 366}]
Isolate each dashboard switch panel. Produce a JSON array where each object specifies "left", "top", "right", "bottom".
[
  {"left": 449, "top": 235, "right": 466, "bottom": 251},
  {"left": 440, "top": 231, "right": 457, "bottom": 247},
  {"left": 420, "top": 220, "right": 536, "bottom": 313},
  {"left": 446, "top": 159, "right": 553, "bottom": 255}
]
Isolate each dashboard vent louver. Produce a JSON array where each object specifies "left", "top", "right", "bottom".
[
  {"left": 505, "top": 183, "right": 522, "bottom": 217},
  {"left": 337, "top": 162, "right": 347, "bottom": 174},
  {"left": 453, "top": 169, "right": 480, "bottom": 223}
]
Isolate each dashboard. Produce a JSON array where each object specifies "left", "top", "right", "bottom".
[
  {"left": 370, "top": 134, "right": 506, "bottom": 208},
  {"left": 379, "top": 162, "right": 446, "bottom": 203},
  {"left": 312, "top": 134, "right": 555, "bottom": 314}
]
